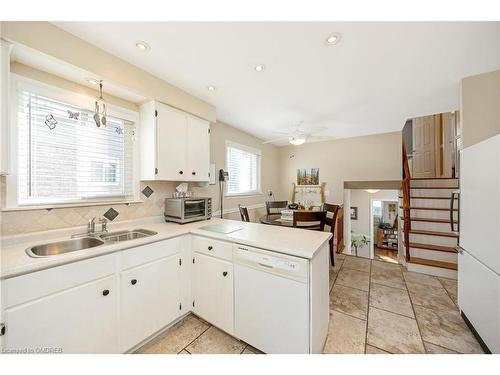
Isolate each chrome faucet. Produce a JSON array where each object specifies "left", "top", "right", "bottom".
[{"left": 87, "top": 217, "right": 108, "bottom": 235}]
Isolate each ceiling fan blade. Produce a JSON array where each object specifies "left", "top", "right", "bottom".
[{"left": 262, "top": 136, "right": 289, "bottom": 144}]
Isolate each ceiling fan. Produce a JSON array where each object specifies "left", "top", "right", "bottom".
[{"left": 262, "top": 123, "right": 332, "bottom": 146}]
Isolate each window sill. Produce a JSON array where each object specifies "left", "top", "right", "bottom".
[
  {"left": 1, "top": 199, "right": 144, "bottom": 212},
  {"left": 225, "top": 192, "right": 263, "bottom": 198}
]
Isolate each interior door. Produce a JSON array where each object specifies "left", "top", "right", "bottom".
[
  {"left": 186, "top": 116, "right": 210, "bottom": 181},
  {"left": 156, "top": 103, "right": 187, "bottom": 180},
  {"left": 412, "top": 115, "right": 436, "bottom": 178},
  {"left": 120, "top": 255, "right": 181, "bottom": 352},
  {"left": 192, "top": 253, "right": 234, "bottom": 334},
  {"left": 4, "top": 275, "right": 118, "bottom": 353}
]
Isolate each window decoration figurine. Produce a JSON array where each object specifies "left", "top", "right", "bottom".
[
  {"left": 67, "top": 110, "right": 80, "bottom": 120},
  {"left": 44, "top": 113, "right": 58, "bottom": 130},
  {"left": 94, "top": 80, "right": 107, "bottom": 127}
]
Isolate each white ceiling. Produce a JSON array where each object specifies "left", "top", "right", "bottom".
[{"left": 53, "top": 22, "right": 500, "bottom": 144}]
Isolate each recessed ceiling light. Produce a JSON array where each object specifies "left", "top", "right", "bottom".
[
  {"left": 254, "top": 64, "right": 265, "bottom": 72},
  {"left": 207, "top": 86, "right": 216, "bottom": 92},
  {"left": 86, "top": 78, "right": 99, "bottom": 85},
  {"left": 326, "top": 33, "right": 341, "bottom": 45},
  {"left": 135, "top": 41, "right": 150, "bottom": 51}
]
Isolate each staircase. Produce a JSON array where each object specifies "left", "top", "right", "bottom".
[{"left": 400, "top": 177, "right": 459, "bottom": 279}]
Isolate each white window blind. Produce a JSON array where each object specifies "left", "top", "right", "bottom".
[
  {"left": 226, "top": 142, "right": 261, "bottom": 195},
  {"left": 17, "top": 90, "right": 135, "bottom": 205}
]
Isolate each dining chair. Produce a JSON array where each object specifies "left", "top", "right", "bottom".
[
  {"left": 292, "top": 210, "right": 327, "bottom": 231},
  {"left": 322, "top": 203, "right": 340, "bottom": 266},
  {"left": 265, "top": 200, "right": 288, "bottom": 215},
  {"left": 238, "top": 204, "right": 250, "bottom": 222}
]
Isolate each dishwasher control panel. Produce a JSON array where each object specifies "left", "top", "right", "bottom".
[{"left": 233, "top": 244, "right": 309, "bottom": 283}]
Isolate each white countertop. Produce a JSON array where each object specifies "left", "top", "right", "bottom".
[{"left": 0, "top": 216, "right": 332, "bottom": 279}]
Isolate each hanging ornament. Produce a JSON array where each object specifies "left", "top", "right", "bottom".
[
  {"left": 44, "top": 114, "right": 58, "bottom": 130},
  {"left": 67, "top": 110, "right": 80, "bottom": 120},
  {"left": 94, "top": 80, "right": 107, "bottom": 127}
]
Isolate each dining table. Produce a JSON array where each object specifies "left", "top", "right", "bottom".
[{"left": 259, "top": 213, "right": 321, "bottom": 228}]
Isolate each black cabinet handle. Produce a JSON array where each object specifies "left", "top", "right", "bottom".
[
  {"left": 179, "top": 170, "right": 184, "bottom": 175},
  {"left": 131, "top": 279, "right": 137, "bottom": 285},
  {"left": 102, "top": 289, "right": 110, "bottom": 296},
  {"left": 223, "top": 271, "right": 228, "bottom": 277},
  {"left": 192, "top": 171, "right": 196, "bottom": 175},
  {"left": 208, "top": 246, "right": 213, "bottom": 251}
]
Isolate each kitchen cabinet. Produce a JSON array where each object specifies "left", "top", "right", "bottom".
[
  {"left": 4, "top": 275, "right": 118, "bottom": 354},
  {"left": 140, "top": 100, "right": 210, "bottom": 182},
  {"left": 192, "top": 252, "right": 234, "bottom": 335},
  {"left": 120, "top": 254, "right": 182, "bottom": 352}
]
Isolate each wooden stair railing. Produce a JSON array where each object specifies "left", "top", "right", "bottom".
[{"left": 402, "top": 142, "right": 411, "bottom": 262}]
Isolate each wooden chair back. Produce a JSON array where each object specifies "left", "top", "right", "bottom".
[
  {"left": 265, "top": 200, "right": 288, "bottom": 215},
  {"left": 322, "top": 203, "right": 340, "bottom": 266},
  {"left": 292, "top": 210, "right": 327, "bottom": 231},
  {"left": 238, "top": 204, "right": 250, "bottom": 222}
]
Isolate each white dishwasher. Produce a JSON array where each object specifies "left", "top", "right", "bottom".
[{"left": 233, "top": 244, "right": 310, "bottom": 354}]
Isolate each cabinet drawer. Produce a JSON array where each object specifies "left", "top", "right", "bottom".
[
  {"left": 5, "top": 253, "right": 116, "bottom": 308},
  {"left": 120, "top": 237, "right": 183, "bottom": 270},
  {"left": 192, "top": 235, "right": 232, "bottom": 261}
]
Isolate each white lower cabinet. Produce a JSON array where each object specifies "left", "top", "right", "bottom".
[
  {"left": 119, "top": 254, "right": 182, "bottom": 352},
  {"left": 192, "top": 252, "right": 234, "bottom": 335},
  {"left": 4, "top": 275, "right": 118, "bottom": 353}
]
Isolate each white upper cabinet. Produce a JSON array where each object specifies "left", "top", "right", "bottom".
[{"left": 140, "top": 101, "right": 210, "bottom": 182}]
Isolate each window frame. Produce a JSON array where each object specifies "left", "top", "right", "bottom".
[
  {"left": 224, "top": 140, "right": 262, "bottom": 197},
  {"left": 5, "top": 74, "right": 140, "bottom": 209}
]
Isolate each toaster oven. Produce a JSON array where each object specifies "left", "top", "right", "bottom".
[{"left": 164, "top": 197, "right": 212, "bottom": 224}]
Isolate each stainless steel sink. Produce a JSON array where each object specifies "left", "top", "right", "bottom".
[
  {"left": 99, "top": 228, "right": 157, "bottom": 242},
  {"left": 26, "top": 237, "right": 104, "bottom": 258}
]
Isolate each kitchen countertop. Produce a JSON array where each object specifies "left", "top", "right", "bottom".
[{"left": 0, "top": 216, "right": 332, "bottom": 279}]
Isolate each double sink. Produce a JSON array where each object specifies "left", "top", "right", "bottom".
[{"left": 26, "top": 229, "right": 158, "bottom": 258}]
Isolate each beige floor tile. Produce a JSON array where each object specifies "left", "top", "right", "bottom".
[
  {"left": 406, "top": 280, "right": 457, "bottom": 312},
  {"left": 343, "top": 256, "right": 371, "bottom": 273},
  {"left": 138, "top": 314, "right": 209, "bottom": 354},
  {"left": 330, "top": 284, "right": 369, "bottom": 320},
  {"left": 179, "top": 349, "right": 190, "bottom": 354},
  {"left": 424, "top": 341, "right": 459, "bottom": 354},
  {"left": 186, "top": 326, "right": 246, "bottom": 354},
  {"left": 329, "top": 270, "right": 337, "bottom": 291},
  {"left": 241, "top": 348, "right": 255, "bottom": 354},
  {"left": 371, "top": 269, "right": 406, "bottom": 290},
  {"left": 369, "top": 283, "right": 414, "bottom": 318},
  {"left": 336, "top": 253, "right": 346, "bottom": 261},
  {"left": 371, "top": 260, "right": 402, "bottom": 271},
  {"left": 365, "top": 345, "right": 391, "bottom": 354},
  {"left": 335, "top": 268, "right": 370, "bottom": 291},
  {"left": 403, "top": 271, "right": 442, "bottom": 288},
  {"left": 413, "top": 305, "right": 484, "bottom": 354},
  {"left": 438, "top": 277, "right": 458, "bottom": 305},
  {"left": 367, "top": 307, "right": 425, "bottom": 354},
  {"left": 244, "top": 345, "right": 264, "bottom": 354},
  {"left": 323, "top": 311, "right": 367, "bottom": 354}
]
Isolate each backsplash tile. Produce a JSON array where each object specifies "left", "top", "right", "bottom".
[
  {"left": 142, "top": 185, "right": 154, "bottom": 198},
  {"left": 103, "top": 207, "right": 119, "bottom": 221},
  {"left": 0, "top": 181, "right": 177, "bottom": 236}
]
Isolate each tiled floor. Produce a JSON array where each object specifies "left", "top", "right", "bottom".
[{"left": 136, "top": 254, "right": 484, "bottom": 354}]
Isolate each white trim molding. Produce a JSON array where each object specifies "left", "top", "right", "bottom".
[{"left": 0, "top": 38, "right": 13, "bottom": 175}]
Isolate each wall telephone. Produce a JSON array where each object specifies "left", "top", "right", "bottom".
[{"left": 219, "top": 169, "right": 229, "bottom": 181}]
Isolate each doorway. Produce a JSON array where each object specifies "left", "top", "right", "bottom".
[{"left": 370, "top": 199, "right": 399, "bottom": 263}]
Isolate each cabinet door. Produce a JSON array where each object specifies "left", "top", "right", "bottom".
[
  {"left": 192, "top": 253, "right": 233, "bottom": 334},
  {"left": 156, "top": 103, "right": 187, "bottom": 180},
  {"left": 186, "top": 116, "right": 210, "bottom": 182},
  {"left": 4, "top": 275, "right": 117, "bottom": 354},
  {"left": 120, "top": 254, "right": 181, "bottom": 352}
]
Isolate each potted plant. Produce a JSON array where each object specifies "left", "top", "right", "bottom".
[{"left": 350, "top": 232, "right": 369, "bottom": 256}]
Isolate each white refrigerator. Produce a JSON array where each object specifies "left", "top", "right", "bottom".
[{"left": 458, "top": 133, "right": 500, "bottom": 354}]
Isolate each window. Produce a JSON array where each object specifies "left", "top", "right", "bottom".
[
  {"left": 225, "top": 141, "right": 261, "bottom": 196},
  {"left": 14, "top": 83, "right": 136, "bottom": 206}
]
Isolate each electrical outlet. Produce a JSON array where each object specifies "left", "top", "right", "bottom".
[{"left": 324, "top": 190, "right": 330, "bottom": 197}]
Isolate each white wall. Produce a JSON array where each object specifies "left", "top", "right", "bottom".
[{"left": 349, "top": 189, "right": 399, "bottom": 258}]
